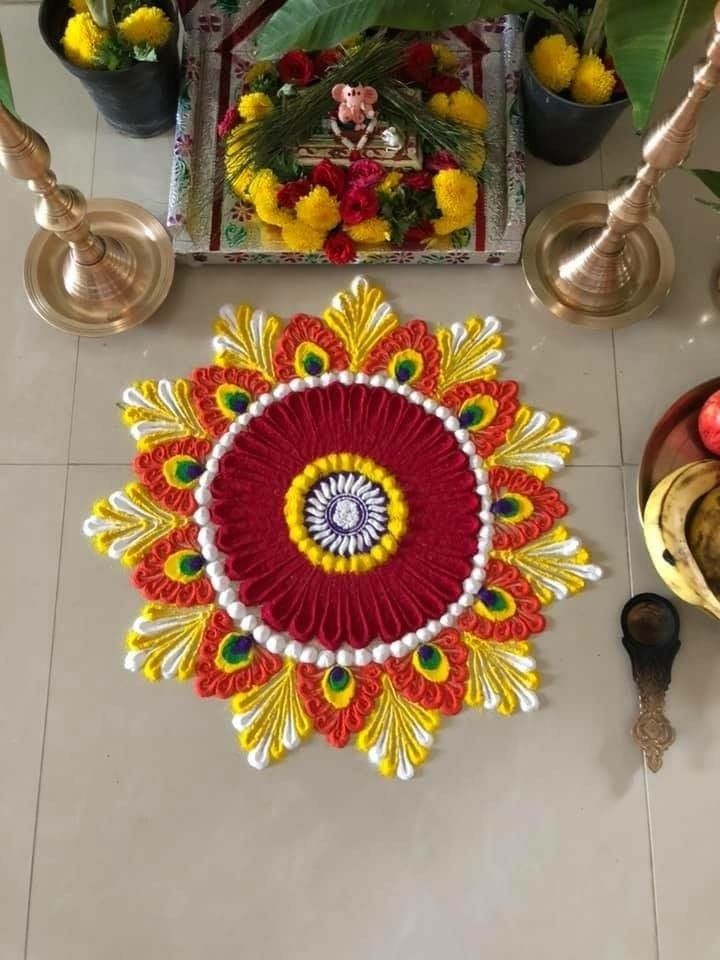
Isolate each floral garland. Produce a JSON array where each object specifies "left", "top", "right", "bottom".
[
  {"left": 83, "top": 276, "right": 601, "bottom": 779},
  {"left": 219, "top": 41, "right": 489, "bottom": 264}
]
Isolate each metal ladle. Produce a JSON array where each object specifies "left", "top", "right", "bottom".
[{"left": 621, "top": 593, "right": 681, "bottom": 772}]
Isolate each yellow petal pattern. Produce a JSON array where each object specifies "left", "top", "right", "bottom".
[
  {"left": 323, "top": 275, "right": 398, "bottom": 371},
  {"left": 494, "top": 525, "right": 602, "bottom": 605},
  {"left": 121, "top": 379, "right": 205, "bottom": 451},
  {"left": 356, "top": 674, "right": 439, "bottom": 779},
  {"left": 463, "top": 633, "right": 540, "bottom": 715},
  {"left": 212, "top": 303, "right": 281, "bottom": 381},
  {"left": 125, "top": 603, "right": 214, "bottom": 682},
  {"left": 231, "top": 661, "right": 312, "bottom": 769},
  {"left": 488, "top": 405, "right": 578, "bottom": 479},
  {"left": 435, "top": 315, "right": 504, "bottom": 394},
  {"left": 82, "top": 482, "right": 184, "bottom": 567}
]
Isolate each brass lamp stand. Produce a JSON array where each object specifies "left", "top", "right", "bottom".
[
  {"left": 0, "top": 101, "right": 175, "bottom": 336},
  {"left": 523, "top": 2, "right": 720, "bottom": 330}
]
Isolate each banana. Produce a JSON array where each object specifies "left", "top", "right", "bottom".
[
  {"left": 643, "top": 459, "right": 720, "bottom": 618},
  {"left": 688, "top": 486, "right": 720, "bottom": 595}
]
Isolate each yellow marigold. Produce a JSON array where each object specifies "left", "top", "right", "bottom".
[
  {"left": 432, "top": 43, "right": 458, "bottom": 73},
  {"left": 529, "top": 34, "right": 579, "bottom": 93},
  {"left": 247, "top": 168, "right": 279, "bottom": 204},
  {"left": 295, "top": 185, "right": 341, "bottom": 232},
  {"left": 379, "top": 171, "right": 403, "bottom": 194},
  {"left": 69, "top": 0, "right": 88, "bottom": 11},
  {"left": 281, "top": 220, "right": 326, "bottom": 252},
  {"left": 231, "top": 167, "right": 256, "bottom": 202},
  {"left": 61, "top": 13, "right": 107, "bottom": 69},
  {"left": 118, "top": 6, "right": 172, "bottom": 48},
  {"left": 428, "top": 92, "right": 450, "bottom": 118},
  {"left": 465, "top": 141, "right": 486, "bottom": 174},
  {"left": 238, "top": 91, "right": 274, "bottom": 122},
  {"left": 244, "top": 61, "right": 272, "bottom": 84},
  {"left": 255, "top": 198, "right": 293, "bottom": 228},
  {"left": 433, "top": 169, "right": 478, "bottom": 218},
  {"left": 570, "top": 53, "right": 615, "bottom": 105},
  {"left": 347, "top": 218, "right": 390, "bottom": 244},
  {"left": 447, "top": 89, "right": 488, "bottom": 132},
  {"left": 432, "top": 213, "right": 473, "bottom": 236}
]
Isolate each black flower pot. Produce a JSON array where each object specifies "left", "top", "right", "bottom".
[
  {"left": 521, "top": 13, "right": 629, "bottom": 165},
  {"left": 39, "top": 0, "right": 180, "bottom": 138}
]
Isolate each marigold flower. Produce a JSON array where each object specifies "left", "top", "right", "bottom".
[
  {"left": 428, "top": 92, "right": 450, "bottom": 118},
  {"left": 570, "top": 53, "right": 616, "bottom": 105},
  {"left": 447, "top": 89, "right": 488, "bottom": 131},
  {"left": 61, "top": 12, "right": 107, "bottom": 69},
  {"left": 433, "top": 169, "right": 478, "bottom": 219},
  {"left": 432, "top": 214, "right": 473, "bottom": 236},
  {"left": 281, "top": 220, "right": 326, "bottom": 252},
  {"left": 118, "top": 6, "right": 173, "bottom": 48},
  {"left": 379, "top": 171, "right": 403, "bottom": 194},
  {"left": 295, "top": 186, "right": 341, "bottom": 232},
  {"left": 231, "top": 167, "right": 256, "bottom": 202},
  {"left": 238, "top": 91, "right": 273, "bottom": 122},
  {"left": 244, "top": 60, "right": 272, "bottom": 84},
  {"left": 432, "top": 43, "right": 458, "bottom": 73},
  {"left": 529, "top": 34, "right": 580, "bottom": 93},
  {"left": 346, "top": 218, "right": 390, "bottom": 244}
]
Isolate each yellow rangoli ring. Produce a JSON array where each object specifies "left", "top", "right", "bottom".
[{"left": 283, "top": 452, "right": 408, "bottom": 574}]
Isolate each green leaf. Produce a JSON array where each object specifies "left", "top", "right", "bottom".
[
  {"left": 133, "top": 43, "right": 158, "bottom": 62},
  {"left": 0, "top": 33, "right": 15, "bottom": 113},
  {"left": 606, "top": 0, "right": 717, "bottom": 131},
  {"left": 688, "top": 168, "right": 720, "bottom": 201},
  {"left": 256, "top": 0, "right": 546, "bottom": 58},
  {"left": 696, "top": 198, "right": 720, "bottom": 211}
]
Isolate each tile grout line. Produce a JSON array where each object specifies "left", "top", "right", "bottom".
[
  {"left": 611, "top": 330, "right": 627, "bottom": 466},
  {"left": 23, "top": 333, "right": 81, "bottom": 960},
  {"left": 620, "top": 465, "right": 662, "bottom": 960}
]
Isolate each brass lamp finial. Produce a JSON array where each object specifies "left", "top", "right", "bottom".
[{"left": 522, "top": 1, "right": 720, "bottom": 329}]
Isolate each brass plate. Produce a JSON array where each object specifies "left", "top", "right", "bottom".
[
  {"left": 24, "top": 199, "right": 175, "bottom": 337},
  {"left": 637, "top": 377, "right": 720, "bottom": 518},
  {"left": 522, "top": 190, "right": 675, "bottom": 330}
]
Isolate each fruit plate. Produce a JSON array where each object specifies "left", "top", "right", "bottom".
[
  {"left": 168, "top": 0, "right": 526, "bottom": 264},
  {"left": 637, "top": 377, "right": 720, "bottom": 518}
]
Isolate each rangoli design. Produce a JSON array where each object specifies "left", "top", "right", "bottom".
[{"left": 83, "top": 277, "right": 600, "bottom": 779}]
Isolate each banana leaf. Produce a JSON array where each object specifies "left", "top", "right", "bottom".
[{"left": 606, "top": 0, "right": 717, "bottom": 130}]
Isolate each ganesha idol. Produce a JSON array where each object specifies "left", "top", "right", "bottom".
[{"left": 330, "top": 82, "right": 379, "bottom": 150}]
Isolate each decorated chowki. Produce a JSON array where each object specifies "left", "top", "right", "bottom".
[{"left": 84, "top": 278, "right": 601, "bottom": 778}]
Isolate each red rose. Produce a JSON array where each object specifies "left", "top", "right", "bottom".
[
  {"left": 310, "top": 159, "right": 347, "bottom": 197},
  {"left": 347, "top": 158, "right": 385, "bottom": 190},
  {"left": 424, "top": 150, "right": 460, "bottom": 172},
  {"left": 324, "top": 231, "right": 356, "bottom": 265},
  {"left": 402, "top": 170, "right": 434, "bottom": 191},
  {"left": 403, "top": 220, "right": 434, "bottom": 248},
  {"left": 277, "top": 178, "right": 313, "bottom": 208},
  {"left": 340, "top": 185, "right": 379, "bottom": 225},
  {"left": 402, "top": 41, "right": 434, "bottom": 83},
  {"left": 426, "top": 74, "right": 462, "bottom": 95},
  {"left": 217, "top": 106, "right": 240, "bottom": 139},
  {"left": 277, "top": 50, "right": 315, "bottom": 87},
  {"left": 314, "top": 49, "right": 340, "bottom": 77}
]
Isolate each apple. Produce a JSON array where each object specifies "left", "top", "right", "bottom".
[{"left": 698, "top": 389, "right": 720, "bottom": 456}]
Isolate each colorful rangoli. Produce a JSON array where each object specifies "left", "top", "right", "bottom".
[{"left": 83, "top": 276, "right": 600, "bottom": 779}]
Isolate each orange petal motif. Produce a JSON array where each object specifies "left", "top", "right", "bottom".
[
  {"left": 195, "top": 610, "right": 283, "bottom": 698},
  {"left": 190, "top": 366, "right": 271, "bottom": 438},
  {"left": 442, "top": 379, "right": 518, "bottom": 457},
  {"left": 362, "top": 318, "right": 441, "bottom": 393},
  {"left": 458, "top": 558, "right": 545, "bottom": 641},
  {"left": 273, "top": 313, "right": 350, "bottom": 381},
  {"left": 297, "top": 661, "right": 383, "bottom": 747},
  {"left": 133, "top": 437, "right": 212, "bottom": 515},
  {"left": 489, "top": 466, "right": 568, "bottom": 550},
  {"left": 385, "top": 628, "right": 468, "bottom": 715},
  {"left": 131, "top": 525, "right": 214, "bottom": 607}
]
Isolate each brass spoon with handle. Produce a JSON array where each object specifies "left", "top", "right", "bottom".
[{"left": 621, "top": 593, "right": 681, "bottom": 772}]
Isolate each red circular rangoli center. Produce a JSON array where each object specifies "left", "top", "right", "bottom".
[{"left": 209, "top": 382, "right": 483, "bottom": 650}]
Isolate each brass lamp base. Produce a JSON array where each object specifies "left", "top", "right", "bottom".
[
  {"left": 25, "top": 198, "right": 175, "bottom": 336},
  {"left": 522, "top": 191, "right": 675, "bottom": 330}
]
